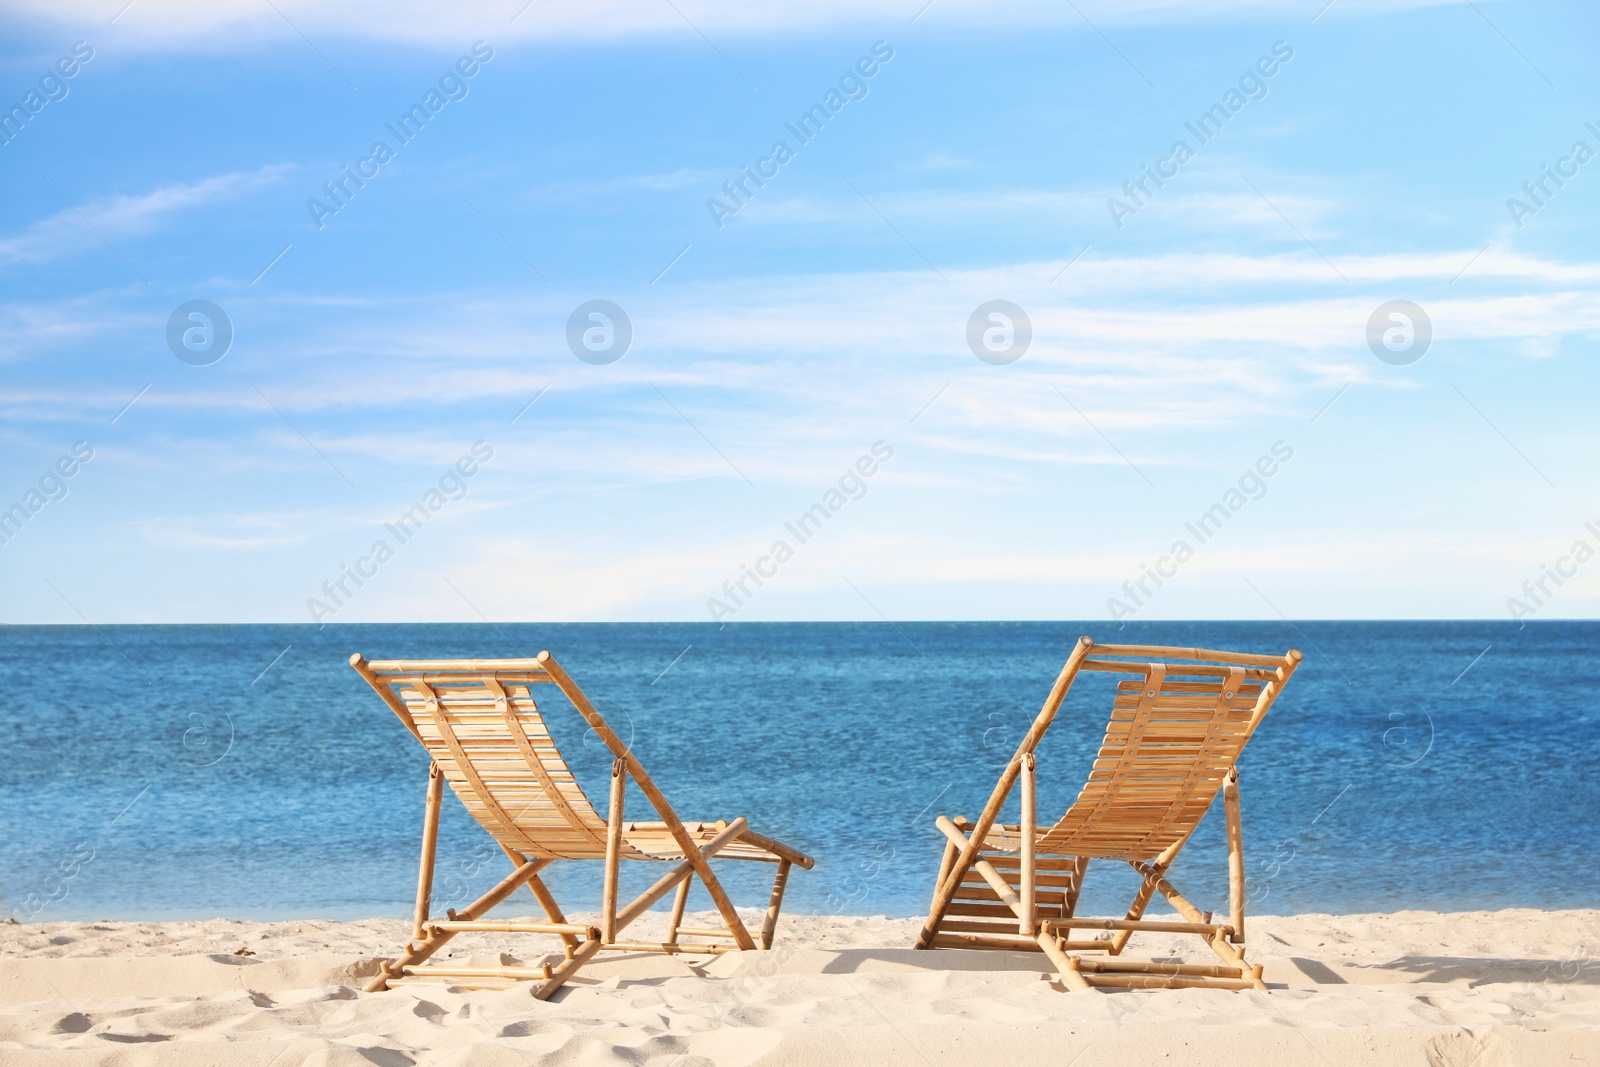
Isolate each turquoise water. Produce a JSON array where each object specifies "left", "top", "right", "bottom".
[{"left": 2, "top": 621, "right": 1595, "bottom": 923}]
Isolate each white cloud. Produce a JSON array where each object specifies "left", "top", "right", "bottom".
[
  {"left": 14, "top": 0, "right": 1469, "bottom": 47},
  {"left": 134, "top": 512, "right": 315, "bottom": 550},
  {"left": 0, "top": 167, "right": 288, "bottom": 268}
]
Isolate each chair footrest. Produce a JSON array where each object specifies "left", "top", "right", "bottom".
[
  {"left": 1078, "top": 972, "right": 1256, "bottom": 990},
  {"left": 401, "top": 964, "right": 555, "bottom": 980},
  {"left": 390, "top": 975, "right": 525, "bottom": 991},
  {"left": 603, "top": 940, "right": 743, "bottom": 954},
  {"left": 425, "top": 920, "right": 599, "bottom": 938},
  {"left": 1077, "top": 959, "right": 1243, "bottom": 979},
  {"left": 1069, "top": 957, "right": 1265, "bottom": 990},
  {"left": 1043, "top": 918, "right": 1232, "bottom": 936},
  {"left": 930, "top": 932, "right": 1114, "bottom": 953}
]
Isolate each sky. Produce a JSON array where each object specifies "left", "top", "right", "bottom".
[{"left": 1, "top": 0, "right": 1597, "bottom": 625}]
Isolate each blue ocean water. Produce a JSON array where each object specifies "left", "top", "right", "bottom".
[{"left": 2, "top": 621, "right": 1596, "bottom": 925}]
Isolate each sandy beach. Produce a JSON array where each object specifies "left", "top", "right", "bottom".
[{"left": 2, "top": 908, "right": 1596, "bottom": 1064}]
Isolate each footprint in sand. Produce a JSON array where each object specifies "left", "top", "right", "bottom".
[{"left": 1425, "top": 1030, "right": 1503, "bottom": 1067}]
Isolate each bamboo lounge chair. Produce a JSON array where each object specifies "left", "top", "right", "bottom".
[
  {"left": 917, "top": 637, "right": 1301, "bottom": 991},
  {"left": 350, "top": 651, "right": 813, "bottom": 999}
]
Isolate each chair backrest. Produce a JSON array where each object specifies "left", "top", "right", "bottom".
[
  {"left": 1032, "top": 643, "right": 1299, "bottom": 860},
  {"left": 353, "top": 656, "right": 633, "bottom": 861}
]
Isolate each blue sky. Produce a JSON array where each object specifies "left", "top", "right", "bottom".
[{"left": 2, "top": 0, "right": 1597, "bottom": 624}]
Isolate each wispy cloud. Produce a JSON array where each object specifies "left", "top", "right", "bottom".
[
  {"left": 6, "top": 244, "right": 1596, "bottom": 413},
  {"left": 0, "top": 167, "right": 289, "bottom": 268},
  {"left": 9, "top": 0, "right": 1468, "bottom": 46}
]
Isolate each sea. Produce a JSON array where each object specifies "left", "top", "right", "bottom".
[{"left": 3, "top": 621, "right": 1595, "bottom": 924}]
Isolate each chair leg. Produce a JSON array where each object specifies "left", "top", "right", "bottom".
[
  {"left": 1109, "top": 881, "right": 1155, "bottom": 956},
  {"left": 933, "top": 819, "right": 963, "bottom": 903},
  {"left": 690, "top": 858, "right": 756, "bottom": 950},
  {"left": 370, "top": 762, "right": 446, "bottom": 990},
  {"left": 1110, "top": 832, "right": 1193, "bottom": 955},
  {"left": 761, "top": 860, "right": 792, "bottom": 949},
  {"left": 1019, "top": 755, "right": 1037, "bottom": 936},
  {"left": 666, "top": 877, "right": 691, "bottom": 945},
  {"left": 497, "top": 845, "right": 579, "bottom": 960},
  {"left": 602, "top": 759, "right": 626, "bottom": 943},
  {"left": 1062, "top": 856, "right": 1089, "bottom": 919},
  {"left": 412, "top": 762, "right": 444, "bottom": 942},
  {"left": 921, "top": 815, "right": 984, "bottom": 947},
  {"left": 1224, "top": 768, "right": 1246, "bottom": 946},
  {"left": 533, "top": 938, "right": 602, "bottom": 1000}
]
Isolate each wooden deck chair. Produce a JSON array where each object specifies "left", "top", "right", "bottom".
[
  {"left": 916, "top": 637, "right": 1301, "bottom": 991},
  {"left": 350, "top": 651, "right": 813, "bottom": 999}
]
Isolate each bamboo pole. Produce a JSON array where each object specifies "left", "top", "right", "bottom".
[
  {"left": 1060, "top": 955, "right": 1093, "bottom": 992},
  {"left": 349, "top": 653, "right": 423, "bottom": 741},
  {"left": 762, "top": 859, "right": 792, "bottom": 949},
  {"left": 1063, "top": 856, "right": 1089, "bottom": 918},
  {"left": 1086, "top": 644, "right": 1291, "bottom": 667},
  {"left": 1224, "top": 767, "right": 1245, "bottom": 945},
  {"left": 732, "top": 827, "right": 814, "bottom": 869},
  {"left": 1020, "top": 753, "right": 1037, "bottom": 937},
  {"left": 1075, "top": 959, "right": 1242, "bottom": 978},
  {"left": 540, "top": 652, "right": 757, "bottom": 951},
  {"left": 364, "top": 657, "right": 551, "bottom": 673},
  {"left": 1079, "top": 973, "right": 1253, "bottom": 991},
  {"left": 1077, "top": 659, "right": 1275, "bottom": 679},
  {"left": 403, "top": 964, "right": 555, "bottom": 981},
  {"left": 666, "top": 878, "right": 691, "bottom": 945},
  {"left": 917, "top": 636, "right": 1095, "bottom": 950},
  {"left": 603, "top": 940, "right": 742, "bottom": 954},
  {"left": 929, "top": 933, "right": 1111, "bottom": 952},
  {"left": 602, "top": 759, "right": 626, "bottom": 943},
  {"left": 934, "top": 833, "right": 960, "bottom": 903},
  {"left": 412, "top": 762, "right": 444, "bottom": 940},
  {"left": 533, "top": 939, "right": 603, "bottom": 1001},
  {"left": 425, "top": 920, "right": 598, "bottom": 937},
  {"left": 1043, "top": 917, "right": 1231, "bottom": 935}
]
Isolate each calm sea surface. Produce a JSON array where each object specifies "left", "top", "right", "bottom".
[{"left": 3, "top": 621, "right": 1596, "bottom": 923}]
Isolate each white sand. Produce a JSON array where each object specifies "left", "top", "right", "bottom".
[{"left": 2, "top": 909, "right": 1597, "bottom": 1064}]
